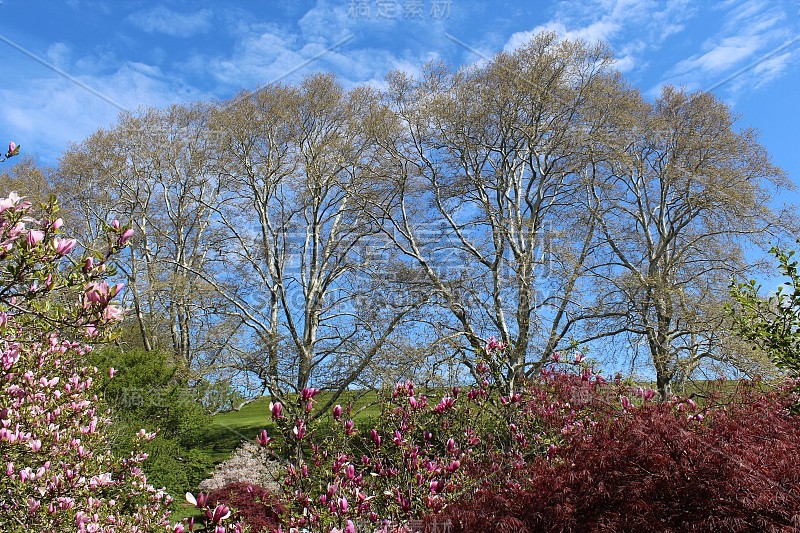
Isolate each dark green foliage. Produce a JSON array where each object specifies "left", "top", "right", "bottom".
[
  {"left": 730, "top": 243, "right": 800, "bottom": 375},
  {"left": 91, "top": 347, "right": 214, "bottom": 498}
]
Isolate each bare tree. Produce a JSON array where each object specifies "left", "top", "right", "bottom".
[
  {"left": 205, "top": 74, "right": 425, "bottom": 416},
  {"left": 56, "top": 104, "right": 234, "bottom": 379},
  {"left": 588, "top": 85, "right": 792, "bottom": 398},
  {"left": 366, "top": 33, "right": 628, "bottom": 394}
]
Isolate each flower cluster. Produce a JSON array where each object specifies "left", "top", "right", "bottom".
[{"left": 0, "top": 192, "right": 172, "bottom": 531}]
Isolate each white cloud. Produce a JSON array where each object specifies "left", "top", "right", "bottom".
[
  {"left": 128, "top": 6, "right": 214, "bottom": 38},
  {"left": 660, "top": 0, "right": 799, "bottom": 98},
  {"left": 504, "top": 0, "right": 695, "bottom": 75},
  {"left": 752, "top": 51, "right": 795, "bottom": 89},
  {"left": 46, "top": 42, "right": 72, "bottom": 68},
  {"left": 0, "top": 59, "right": 210, "bottom": 162},
  {"left": 188, "top": 1, "right": 439, "bottom": 90},
  {"left": 672, "top": 35, "right": 763, "bottom": 76},
  {"left": 613, "top": 54, "right": 637, "bottom": 73}
]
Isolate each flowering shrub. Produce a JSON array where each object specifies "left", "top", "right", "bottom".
[
  {"left": 0, "top": 192, "right": 172, "bottom": 531},
  {"left": 200, "top": 441, "right": 283, "bottom": 493},
  {"left": 433, "top": 379, "right": 800, "bottom": 532}
]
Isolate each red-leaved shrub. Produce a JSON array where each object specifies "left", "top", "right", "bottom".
[
  {"left": 435, "top": 381, "right": 800, "bottom": 532},
  {"left": 205, "top": 482, "right": 286, "bottom": 532}
]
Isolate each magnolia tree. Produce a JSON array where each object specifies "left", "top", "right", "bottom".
[{"left": 0, "top": 188, "right": 176, "bottom": 532}]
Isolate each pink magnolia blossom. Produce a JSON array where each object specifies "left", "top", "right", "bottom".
[
  {"left": 103, "top": 304, "right": 123, "bottom": 321},
  {"left": 118, "top": 228, "right": 135, "bottom": 245},
  {"left": 485, "top": 336, "right": 507, "bottom": 353},
  {"left": 26, "top": 229, "right": 44, "bottom": 247},
  {"left": 293, "top": 419, "right": 306, "bottom": 440},
  {"left": 620, "top": 395, "right": 633, "bottom": 411},
  {"left": 370, "top": 429, "right": 382, "bottom": 448},
  {"left": 209, "top": 503, "right": 231, "bottom": 522},
  {"left": 256, "top": 429, "right": 271, "bottom": 446},
  {"left": 54, "top": 237, "right": 77, "bottom": 255},
  {"left": 301, "top": 387, "right": 320, "bottom": 401},
  {"left": 83, "top": 256, "right": 94, "bottom": 274}
]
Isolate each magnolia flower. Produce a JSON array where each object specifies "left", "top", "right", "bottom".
[
  {"left": 485, "top": 336, "right": 506, "bottom": 353},
  {"left": 54, "top": 238, "right": 77, "bottom": 256},
  {"left": 301, "top": 387, "right": 320, "bottom": 401},
  {"left": 83, "top": 257, "right": 94, "bottom": 274},
  {"left": 256, "top": 429, "right": 271, "bottom": 446},
  {"left": 292, "top": 420, "right": 306, "bottom": 440},
  {"left": 118, "top": 228, "right": 134, "bottom": 246},
  {"left": 103, "top": 304, "right": 123, "bottom": 322},
  {"left": 337, "top": 496, "right": 348, "bottom": 513},
  {"left": 185, "top": 492, "right": 208, "bottom": 508},
  {"left": 5, "top": 142, "right": 19, "bottom": 159},
  {"left": 269, "top": 401, "right": 283, "bottom": 419},
  {"left": 84, "top": 281, "right": 124, "bottom": 307},
  {"left": 26, "top": 230, "right": 44, "bottom": 247},
  {"left": 638, "top": 387, "right": 656, "bottom": 401},
  {"left": 332, "top": 404, "right": 342, "bottom": 420},
  {"left": 620, "top": 395, "right": 633, "bottom": 411},
  {"left": 0, "top": 192, "right": 29, "bottom": 213},
  {"left": 210, "top": 504, "right": 231, "bottom": 522},
  {"left": 446, "top": 438, "right": 456, "bottom": 454}
]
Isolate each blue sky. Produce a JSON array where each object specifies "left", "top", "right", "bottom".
[{"left": 1, "top": 0, "right": 799, "bottom": 194}]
